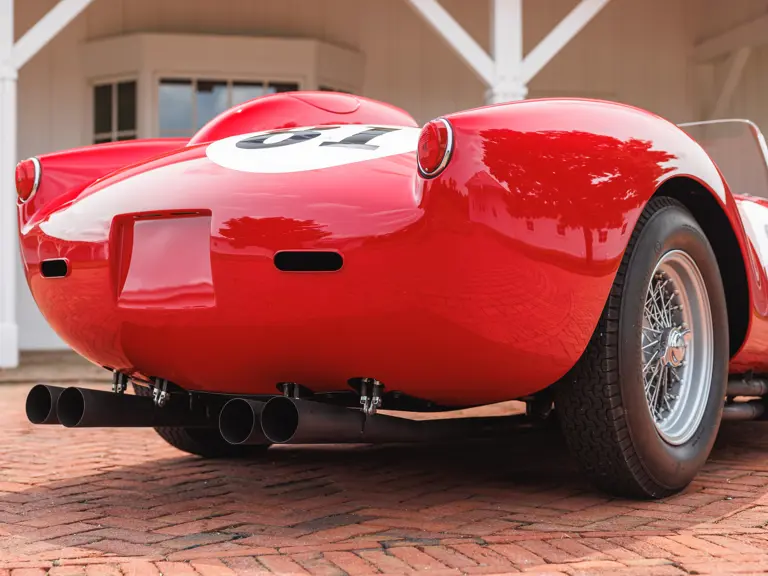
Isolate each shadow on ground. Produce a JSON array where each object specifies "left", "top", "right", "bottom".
[{"left": 0, "top": 391, "right": 767, "bottom": 564}]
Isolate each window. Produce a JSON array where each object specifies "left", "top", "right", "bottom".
[
  {"left": 93, "top": 80, "right": 137, "bottom": 144},
  {"left": 158, "top": 78, "right": 299, "bottom": 138}
]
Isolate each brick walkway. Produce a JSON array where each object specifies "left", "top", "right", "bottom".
[{"left": 3, "top": 356, "right": 768, "bottom": 574}]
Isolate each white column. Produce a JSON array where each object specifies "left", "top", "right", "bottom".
[
  {"left": 487, "top": 0, "right": 526, "bottom": 104},
  {"left": 0, "top": 0, "right": 18, "bottom": 368}
]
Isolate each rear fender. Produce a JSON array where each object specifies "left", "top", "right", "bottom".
[
  {"left": 18, "top": 139, "right": 188, "bottom": 228},
  {"left": 422, "top": 98, "right": 753, "bottom": 373}
]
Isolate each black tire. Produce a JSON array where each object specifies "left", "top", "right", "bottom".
[
  {"left": 555, "top": 197, "right": 728, "bottom": 498},
  {"left": 133, "top": 384, "right": 270, "bottom": 458}
]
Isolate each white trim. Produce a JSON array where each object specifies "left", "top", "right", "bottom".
[
  {"left": 10, "top": 0, "right": 96, "bottom": 69},
  {"left": 404, "top": 0, "right": 495, "bottom": 86},
  {"left": 0, "top": 0, "right": 17, "bottom": 367},
  {"left": 710, "top": 47, "right": 751, "bottom": 120},
  {"left": 406, "top": 0, "right": 610, "bottom": 104},
  {"left": 0, "top": 75, "right": 18, "bottom": 368},
  {"left": 0, "top": 0, "right": 11, "bottom": 57},
  {"left": 694, "top": 14, "right": 768, "bottom": 62},
  {"left": 488, "top": 0, "right": 526, "bottom": 103},
  {"left": 521, "top": 0, "right": 611, "bottom": 84}
]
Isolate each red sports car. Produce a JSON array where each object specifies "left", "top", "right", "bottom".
[{"left": 17, "top": 91, "right": 768, "bottom": 498}]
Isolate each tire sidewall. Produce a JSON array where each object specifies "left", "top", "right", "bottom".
[{"left": 619, "top": 202, "right": 728, "bottom": 491}]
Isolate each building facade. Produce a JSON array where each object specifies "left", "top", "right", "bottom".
[{"left": 3, "top": 0, "right": 768, "bottom": 363}]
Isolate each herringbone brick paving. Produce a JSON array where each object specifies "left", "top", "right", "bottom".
[{"left": 5, "top": 357, "right": 768, "bottom": 573}]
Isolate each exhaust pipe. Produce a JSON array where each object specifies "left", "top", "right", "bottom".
[
  {"left": 723, "top": 400, "right": 766, "bottom": 421},
  {"left": 57, "top": 387, "right": 211, "bottom": 428},
  {"left": 219, "top": 399, "right": 268, "bottom": 445},
  {"left": 727, "top": 377, "right": 768, "bottom": 397},
  {"left": 26, "top": 384, "right": 66, "bottom": 425},
  {"left": 258, "top": 396, "right": 521, "bottom": 445}
]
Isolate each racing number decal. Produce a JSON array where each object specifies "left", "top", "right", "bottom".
[
  {"left": 206, "top": 124, "right": 420, "bottom": 174},
  {"left": 236, "top": 127, "right": 399, "bottom": 151}
]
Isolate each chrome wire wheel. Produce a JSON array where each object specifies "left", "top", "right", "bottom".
[{"left": 642, "top": 249, "right": 714, "bottom": 446}]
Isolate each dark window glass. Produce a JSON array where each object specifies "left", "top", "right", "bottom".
[
  {"left": 94, "top": 84, "right": 113, "bottom": 135},
  {"left": 196, "top": 80, "right": 228, "bottom": 129},
  {"left": 117, "top": 134, "right": 137, "bottom": 141},
  {"left": 232, "top": 82, "right": 265, "bottom": 106},
  {"left": 267, "top": 82, "right": 299, "bottom": 94},
  {"left": 159, "top": 79, "right": 194, "bottom": 136},
  {"left": 117, "top": 81, "right": 137, "bottom": 132},
  {"left": 94, "top": 136, "right": 112, "bottom": 145}
]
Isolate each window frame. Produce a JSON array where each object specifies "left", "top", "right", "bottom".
[
  {"left": 154, "top": 72, "right": 304, "bottom": 139},
  {"left": 89, "top": 75, "right": 139, "bottom": 144}
]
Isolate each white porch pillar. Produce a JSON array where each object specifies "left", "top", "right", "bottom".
[
  {"left": 0, "top": 0, "right": 18, "bottom": 368},
  {"left": 487, "top": 0, "right": 526, "bottom": 104},
  {"left": 0, "top": 0, "right": 96, "bottom": 368},
  {"left": 406, "top": 0, "right": 611, "bottom": 106}
]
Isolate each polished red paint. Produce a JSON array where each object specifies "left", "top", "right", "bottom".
[
  {"left": 15, "top": 93, "right": 768, "bottom": 406},
  {"left": 18, "top": 138, "right": 189, "bottom": 227},
  {"left": 188, "top": 91, "right": 417, "bottom": 145},
  {"left": 729, "top": 193, "right": 768, "bottom": 372}
]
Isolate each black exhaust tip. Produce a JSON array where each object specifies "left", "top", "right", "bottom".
[
  {"left": 57, "top": 387, "right": 86, "bottom": 428},
  {"left": 219, "top": 398, "right": 268, "bottom": 445},
  {"left": 260, "top": 397, "right": 300, "bottom": 443},
  {"left": 26, "top": 384, "right": 64, "bottom": 425}
]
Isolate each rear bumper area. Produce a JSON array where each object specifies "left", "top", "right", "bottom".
[{"left": 21, "top": 200, "right": 613, "bottom": 407}]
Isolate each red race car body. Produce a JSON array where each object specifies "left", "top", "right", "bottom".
[
  {"left": 21, "top": 90, "right": 768, "bottom": 498},
  {"left": 16, "top": 92, "right": 768, "bottom": 406}
]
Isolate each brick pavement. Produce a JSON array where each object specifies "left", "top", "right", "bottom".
[{"left": 4, "top": 357, "right": 768, "bottom": 573}]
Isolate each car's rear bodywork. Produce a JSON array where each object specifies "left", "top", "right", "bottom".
[{"left": 15, "top": 92, "right": 768, "bottom": 408}]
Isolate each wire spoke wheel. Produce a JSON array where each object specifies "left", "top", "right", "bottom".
[
  {"left": 555, "top": 197, "right": 728, "bottom": 498},
  {"left": 642, "top": 249, "right": 714, "bottom": 446}
]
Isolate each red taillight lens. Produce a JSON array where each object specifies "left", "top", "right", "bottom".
[
  {"left": 417, "top": 118, "right": 453, "bottom": 178},
  {"left": 15, "top": 158, "right": 41, "bottom": 203}
]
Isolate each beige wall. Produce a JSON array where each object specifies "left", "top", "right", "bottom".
[
  {"left": 16, "top": 0, "right": 705, "bottom": 158},
  {"left": 693, "top": 0, "right": 768, "bottom": 129},
  {"left": 12, "top": 0, "right": 768, "bottom": 349}
]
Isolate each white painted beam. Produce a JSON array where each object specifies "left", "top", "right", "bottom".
[
  {"left": 10, "top": 0, "right": 96, "bottom": 69},
  {"left": 488, "top": 0, "right": 526, "bottom": 103},
  {"left": 405, "top": 0, "right": 495, "bottom": 87},
  {"left": 0, "top": 0, "right": 18, "bottom": 368},
  {"left": 695, "top": 14, "right": 768, "bottom": 62},
  {"left": 0, "top": 0, "right": 11, "bottom": 56},
  {"left": 710, "top": 47, "right": 751, "bottom": 120},
  {"left": 522, "top": 0, "right": 611, "bottom": 84}
]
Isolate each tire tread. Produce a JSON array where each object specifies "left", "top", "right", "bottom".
[{"left": 556, "top": 196, "right": 689, "bottom": 498}]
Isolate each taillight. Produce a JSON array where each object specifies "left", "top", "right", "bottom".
[
  {"left": 15, "top": 157, "right": 41, "bottom": 204},
  {"left": 417, "top": 118, "right": 453, "bottom": 178}
]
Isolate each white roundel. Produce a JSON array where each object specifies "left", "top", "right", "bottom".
[{"left": 206, "top": 124, "right": 420, "bottom": 174}]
